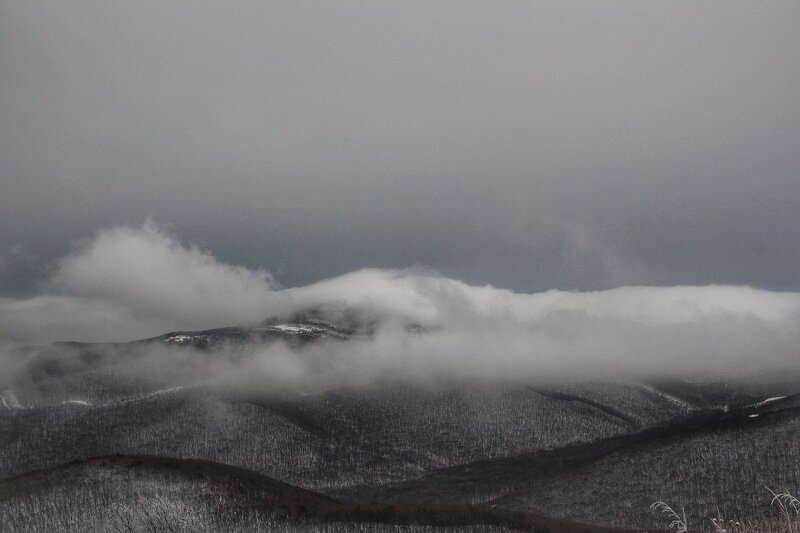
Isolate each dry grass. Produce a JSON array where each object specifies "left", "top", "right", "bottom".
[
  {"left": 650, "top": 502, "right": 688, "bottom": 533},
  {"left": 651, "top": 488, "right": 799, "bottom": 533}
]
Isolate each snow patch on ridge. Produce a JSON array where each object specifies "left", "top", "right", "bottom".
[
  {"left": 165, "top": 334, "right": 209, "bottom": 344},
  {"left": 62, "top": 399, "right": 93, "bottom": 407},
  {"left": 268, "top": 324, "right": 318, "bottom": 334},
  {"left": 1, "top": 385, "right": 199, "bottom": 412},
  {"left": 749, "top": 396, "right": 787, "bottom": 408}
]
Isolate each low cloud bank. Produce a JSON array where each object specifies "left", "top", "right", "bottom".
[{"left": 1, "top": 223, "right": 798, "bottom": 383}]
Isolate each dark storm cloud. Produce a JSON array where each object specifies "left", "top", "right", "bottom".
[{"left": 1, "top": 2, "right": 799, "bottom": 292}]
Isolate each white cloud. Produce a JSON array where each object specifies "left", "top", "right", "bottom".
[
  {"left": 49, "top": 221, "right": 278, "bottom": 331},
  {"left": 1, "top": 223, "right": 798, "bottom": 382}
]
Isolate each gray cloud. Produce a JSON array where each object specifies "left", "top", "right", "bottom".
[
  {"left": 1, "top": 2, "right": 799, "bottom": 293},
  {"left": 1, "top": 224, "right": 797, "bottom": 384},
  {"left": 50, "top": 221, "right": 277, "bottom": 326},
  {"left": 1, "top": 223, "right": 280, "bottom": 343}
]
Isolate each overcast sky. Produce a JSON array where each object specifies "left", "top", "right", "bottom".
[{"left": 2, "top": 1, "right": 799, "bottom": 295}]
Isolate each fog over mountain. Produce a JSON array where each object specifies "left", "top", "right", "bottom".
[{"left": 1, "top": 223, "right": 797, "bottom": 385}]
